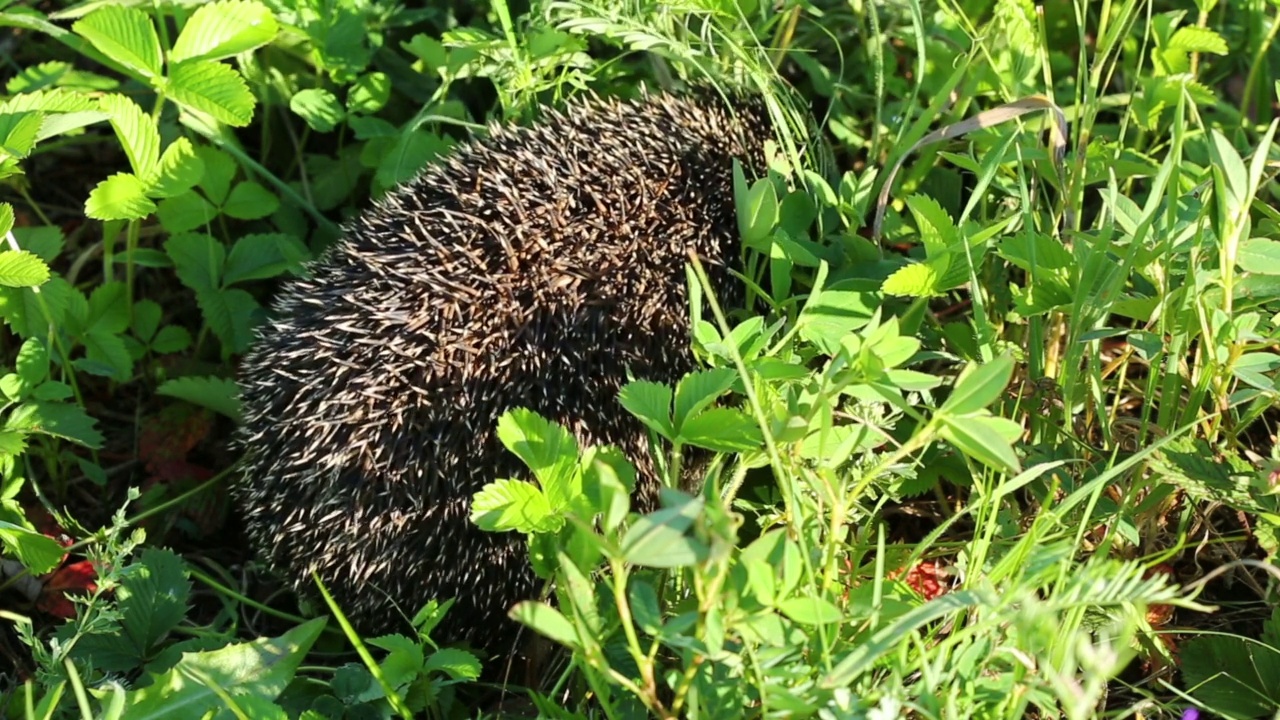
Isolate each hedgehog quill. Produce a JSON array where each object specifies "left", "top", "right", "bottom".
[{"left": 234, "top": 90, "right": 776, "bottom": 652}]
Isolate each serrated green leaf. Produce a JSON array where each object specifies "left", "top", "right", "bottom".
[
  {"left": 15, "top": 338, "right": 48, "bottom": 387},
  {"left": 882, "top": 261, "right": 943, "bottom": 297},
  {"left": 193, "top": 145, "right": 236, "bottom": 204},
  {"left": 121, "top": 617, "right": 327, "bottom": 719},
  {"left": 157, "top": 376, "right": 241, "bottom": 421},
  {"left": 618, "top": 380, "right": 674, "bottom": 439},
  {"left": 71, "top": 6, "right": 162, "bottom": 80},
  {"left": 221, "top": 181, "right": 278, "bottom": 219},
  {"left": 132, "top": 299, "right": 161, "bottom": 341},
  {"left": 904, "top": 194, "right": 957, "bottom": 254},
  {"left": 495, "top": 408, "right": 579, "bottom": 509},
  {"left": 0, "top": 250, "right": 49, "bottom": 288},
  {"left": 85, "top": 172, "right": 156, "bottom": 221},
  {"left": 374, "top": 130, "right": 449, "bottom": 190},
  {"left": 470, "top": 478, "right": 558, "bottom": 533},
  {"left": 81, "top": 328, "right": 133, "bottom": 380},
  {"left": 72, "top": 548, "right": 192, "bottom": 672},
  {"left": 0, "top": 521, "right": 66, "bottom": 575},
  {"left": 196, "top": 287, "right": 257, "bottom": 354},
  {"left": 222, "top": 233, "right": 308, "bottom": 285},
  {"left": 0, "top": 202, "right": 13, "bottom": 237},
  {"left": 421, "top": 647, "right": 481, "bottom": 681},
  {"left": 120, "top": 548, "right": 190, "bottom": 654},
  {"left": 164, "top": 60, "right": 255, "bottom": 127},
  {"left": 5, "top": 60, "right": 70, "bottom": 93},
  {"left": 169, "top": 0, "right": 278, "bottom": 63},
  {"left": 678, "top": 408, "right": 762, "bottom": 452},
  {"left": 1181, "top": 618, "right": 1280, "bottom": 719},
  {"left": 347, "top": 72, "right": 389, "bottom": 114},
  {"left": 0, "top": 430, "right": 27, "bottom": 457},
  {"left": 164, "top": 232, "right": 224, "bottom": 294},
  {"left": 149, "top": 137, "right": 204, "bottom": 197},
  {"left": 87, "top": 281, "right": 130, "bottom": 334},
  {"left": 0, "top": 112, "right": 43, "bottom": 160},
  {"left": 98, "top": 93, "right": 159, "bottom": 179},
  {"left": 156, "top": 191, "right": 217, "bottom": 233},
  {"left": 4, "top": 401, "right": 103, "bottom": 448},
  {"left": 151, "top": 326, "right": 192, "bottom": 354},
  {"left": 290, "top": 88, "right": 344, "bottom": 132},
  {"left": 672, "top": 368, "right": 736, "bottom": 430},
  {"left": 1168, "top": 26, "right": 1228, "bottom": 55}
]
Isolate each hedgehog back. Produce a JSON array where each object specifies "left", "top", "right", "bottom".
[{"left": 234, "top": 92, "right": 772, "bottom": 650}]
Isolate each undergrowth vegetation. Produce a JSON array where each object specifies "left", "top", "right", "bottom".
[{"left": 1, "top": 0, "right": 1279, "bottom": 717}]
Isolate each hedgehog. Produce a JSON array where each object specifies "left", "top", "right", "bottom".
[{"left": 233, "top": 89, "right": 777, "bottom": 652}]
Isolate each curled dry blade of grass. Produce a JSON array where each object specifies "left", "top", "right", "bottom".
[{"left": 873, "top": 94, "right": 1071, "bottom": 241}]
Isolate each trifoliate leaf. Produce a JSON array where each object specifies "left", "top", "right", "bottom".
[
  {"left": 0, "top": 251, "right": 47, "bottom": 286},
  {"left": 150, "top": 326, "right": 192, "bottom": 355},
  {"left": 169, "top": 0, "right": 278, "bottom": 63},
  {"left": 157, "top": 376, "right": 241, "bottom": 421},
  {"left": 290, "top": 88, "right": 344, "bottom": 132},
  {"left": 71, "top": 6, "right": 162, "bottom": 80},
  {"left": 85, "top": 172, "right": 156, "bottom": 220},
  {"left": 164, "top": 60, "right": 255, "bottom": 127},
  {"left": 98, "top": 93, "right": 159, "bottom": 179},
  {"left": 796, "top": 288, "right": 879, "bottom": 354}
]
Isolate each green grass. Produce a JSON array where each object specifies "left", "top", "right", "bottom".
[{"left": 0, "top": 0, "right": 1279, "bottom": 718}]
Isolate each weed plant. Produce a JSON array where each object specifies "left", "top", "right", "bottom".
[{"left": 0, "top": 0, "right": 1278, "bottom": 718}]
